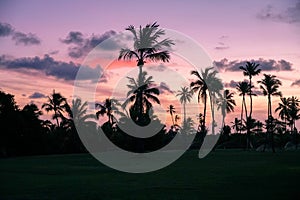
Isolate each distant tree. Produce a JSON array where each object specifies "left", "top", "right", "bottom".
[
  {"left": 122, "top": 72, "right": 160, "bottom": 125},
  {"left": 231, "top": 118, "right": 242, "bottom": 134},
  {"left": 191, "top": 67, "right": 223, "bottom": 134},
  {"left": 176, "top": 86, "right": 193, "bottom": 124},
  {"left": 275, "top": 97, "right": 290, "bottom": 132},
  {"left": 167, "top": 105, "right": 176, "bottom": 127},
  {"left": 217, "top": 89, "right": 236, "bottom": 127},
  {"left": 236, "top": 81, "right": 251, "bottom": 123},
  {"left": 258, "top": 74, "right": 282, "bottom": 118},
  {"left": 42, "top": 90, "right": 69, "bottom": 127},
  {"left": 239, "top": 62, "right": 261, "bottom": 118},
  {"left": 0, "top": 91, "right": 19, "bottom": 156},
  {"left": 96, "top": 98, "right": 115, "bottom": 125}
]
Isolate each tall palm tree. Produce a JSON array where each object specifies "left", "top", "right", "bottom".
[
  {"left": 118, "top": 22, "right": 174, "bottom": 85},
  {"left": 190, "top": 70, "right": 207, "bottom": 132},
  {"left": 288, "top": 96, "right": 300, "bottom": 133},
  {"left": 176, "top": 86, "right": 193, "bottom": 124},
  {"left": 167, "top": 105, "right": 176, "bottom": 127},
  {"left": 275, "top": 97, "right": 289, "bottom": 132},
  {"left": 190, "top": 67, "right": 223, "bottom": 134},
  {"left": 258, "top": 74, "right": 282, "bottom": 118},
  {"left": 42, "top": 90, "right": 69, "bottom": 127},
  {"left": 239, "top": 62, "right": 261, "bottom": 117},
  {"left": 123, "top": 72, "right": 160, "bottom": 125},
  {"left": 236, "top": 81, "right": 251, "bottom": 126},
  {"left": 217, "top": 89, "right": 236, "bottom": 128}
]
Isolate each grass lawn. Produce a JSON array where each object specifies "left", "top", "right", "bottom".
[{"left": 1, "top": 150, "right": 300, "bottom": 200}]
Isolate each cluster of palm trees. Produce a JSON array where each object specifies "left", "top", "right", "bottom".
[
  {"left": 1, "top": 22, "right": 300, "bottom": 157},
  {"left": 113, "top": 22, "right": 300, "bottom": 151}
]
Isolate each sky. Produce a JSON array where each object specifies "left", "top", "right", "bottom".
[{"left": 1, "top": 0, "right": 300, "bottom": 129}]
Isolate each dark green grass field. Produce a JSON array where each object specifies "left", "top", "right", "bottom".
[{"left": 1, "top": 150, "right": 300, "bottom": 200}]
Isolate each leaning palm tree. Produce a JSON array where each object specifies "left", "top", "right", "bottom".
[
  {"left": 239, "top": 62, "right": 261, "bottom": 117},
  {"left": 167, "top": 105, "right": 176, "bottom": 127},
  {"left": 118, "top": 22, "right": 174, "bottom": 85},
  {"left": 258, "top": 74, "right": 282, "bottom": 118},
  {"left": 275, "top": 97, "right": 290, "bottom": 132},
  {"left": 176, "top": 86, "right": 193, "bottom": 124},
  {"left": 42, "top": 90, "right": 69, "bottom": 127},
  {"left": 217, "top": 89, "right": 236, "bottom": 128},
  {"left": 236, "top": 81, "right": 251, "bottom": 125}
]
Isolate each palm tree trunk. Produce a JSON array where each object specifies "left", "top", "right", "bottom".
[
  {"left": 240, "top": 101, "right": 244, "bottom": 134},
  {"left": 202, "top": 92, "right": 207, "bottom": 133},
  {"left": 183, "top": 103, "right": 186, "bottom": 124},
  {"left": 171, "top": 112, "right": 175, "bottom": 127},
  {"left": 243, "top": 95, "right": 248, "bottom": 119},
  {"left": 249, "top": 77, "right": 253, "bottom": 117},
  {"left": 54, "top": 108, "right": 60, "bottom": 127},
  {"left": 269, "top": 95, "right": 272, "bottom": 117}
]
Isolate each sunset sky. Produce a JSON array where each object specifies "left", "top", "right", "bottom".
[{"left": 1, "top": 0, "right": 300, "bottom": 129}]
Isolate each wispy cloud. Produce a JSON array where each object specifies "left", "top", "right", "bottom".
[
  {"left": 214, "top": 58, "right": 294, "bottom": 72},
  {"left": 291, "top": 79, "right": 300, "bottom": 87},
  {"left": 215, "top": 36, "right": 229, "bottom": 50},
  {"left": 257, "top": 1, "right": 300, "bottom": 25},
  {"left": 0, "top": 22, "right": 41, "bottom": 45}
]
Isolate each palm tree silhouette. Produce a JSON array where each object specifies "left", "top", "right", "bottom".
[
  {"left": 236, "top": 81, "right": 251, "bottom": 126},
  {"left": 167, "top": 105, "right": 176, "bottom": 127},
  {"left": 231, "top": 117, "right": 242, "bottom": 134},
  {"left": 190, "top": 69, "right": 208, "bottom": 132},
  {"left": 118, "top": 22, "right": 174, "bottom": 100},
  {"left": 42, "top": 90, "right": 69, "bottom": 127},
  {"left": 175, "top": 115, "right": 180, "bottom": 124},
  {"left": 287, "top": 96, "right": 300, "bottom": 134},
  {"left": 71, "top": 98, "right": 95, "bottom": 127},
  {"left": 217, "top": 89, "right": 236, "bottom": 128},
  {"left": 239, "top": 62, "right": 261, "bottom": 118},
  {"left": 191, "top": 67, "right": 223, "bottom": 134},
  {"left": 96, "top": 98, "right": 114, "bottom": 125},
  {"left": 258, "top": 74, "right": 282, "bottom": 118},
  {"left": 257, "top": 74, "right": 282, "bottom": 152},
  {"left": 122, "top": 72, "right": 160, "bottom": 125},
  {"left": 176, "top": 86, "right": 193, "bottom": 124},
  {"left": 275, "top": 97, "right": 290, "bottom": 132}
]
